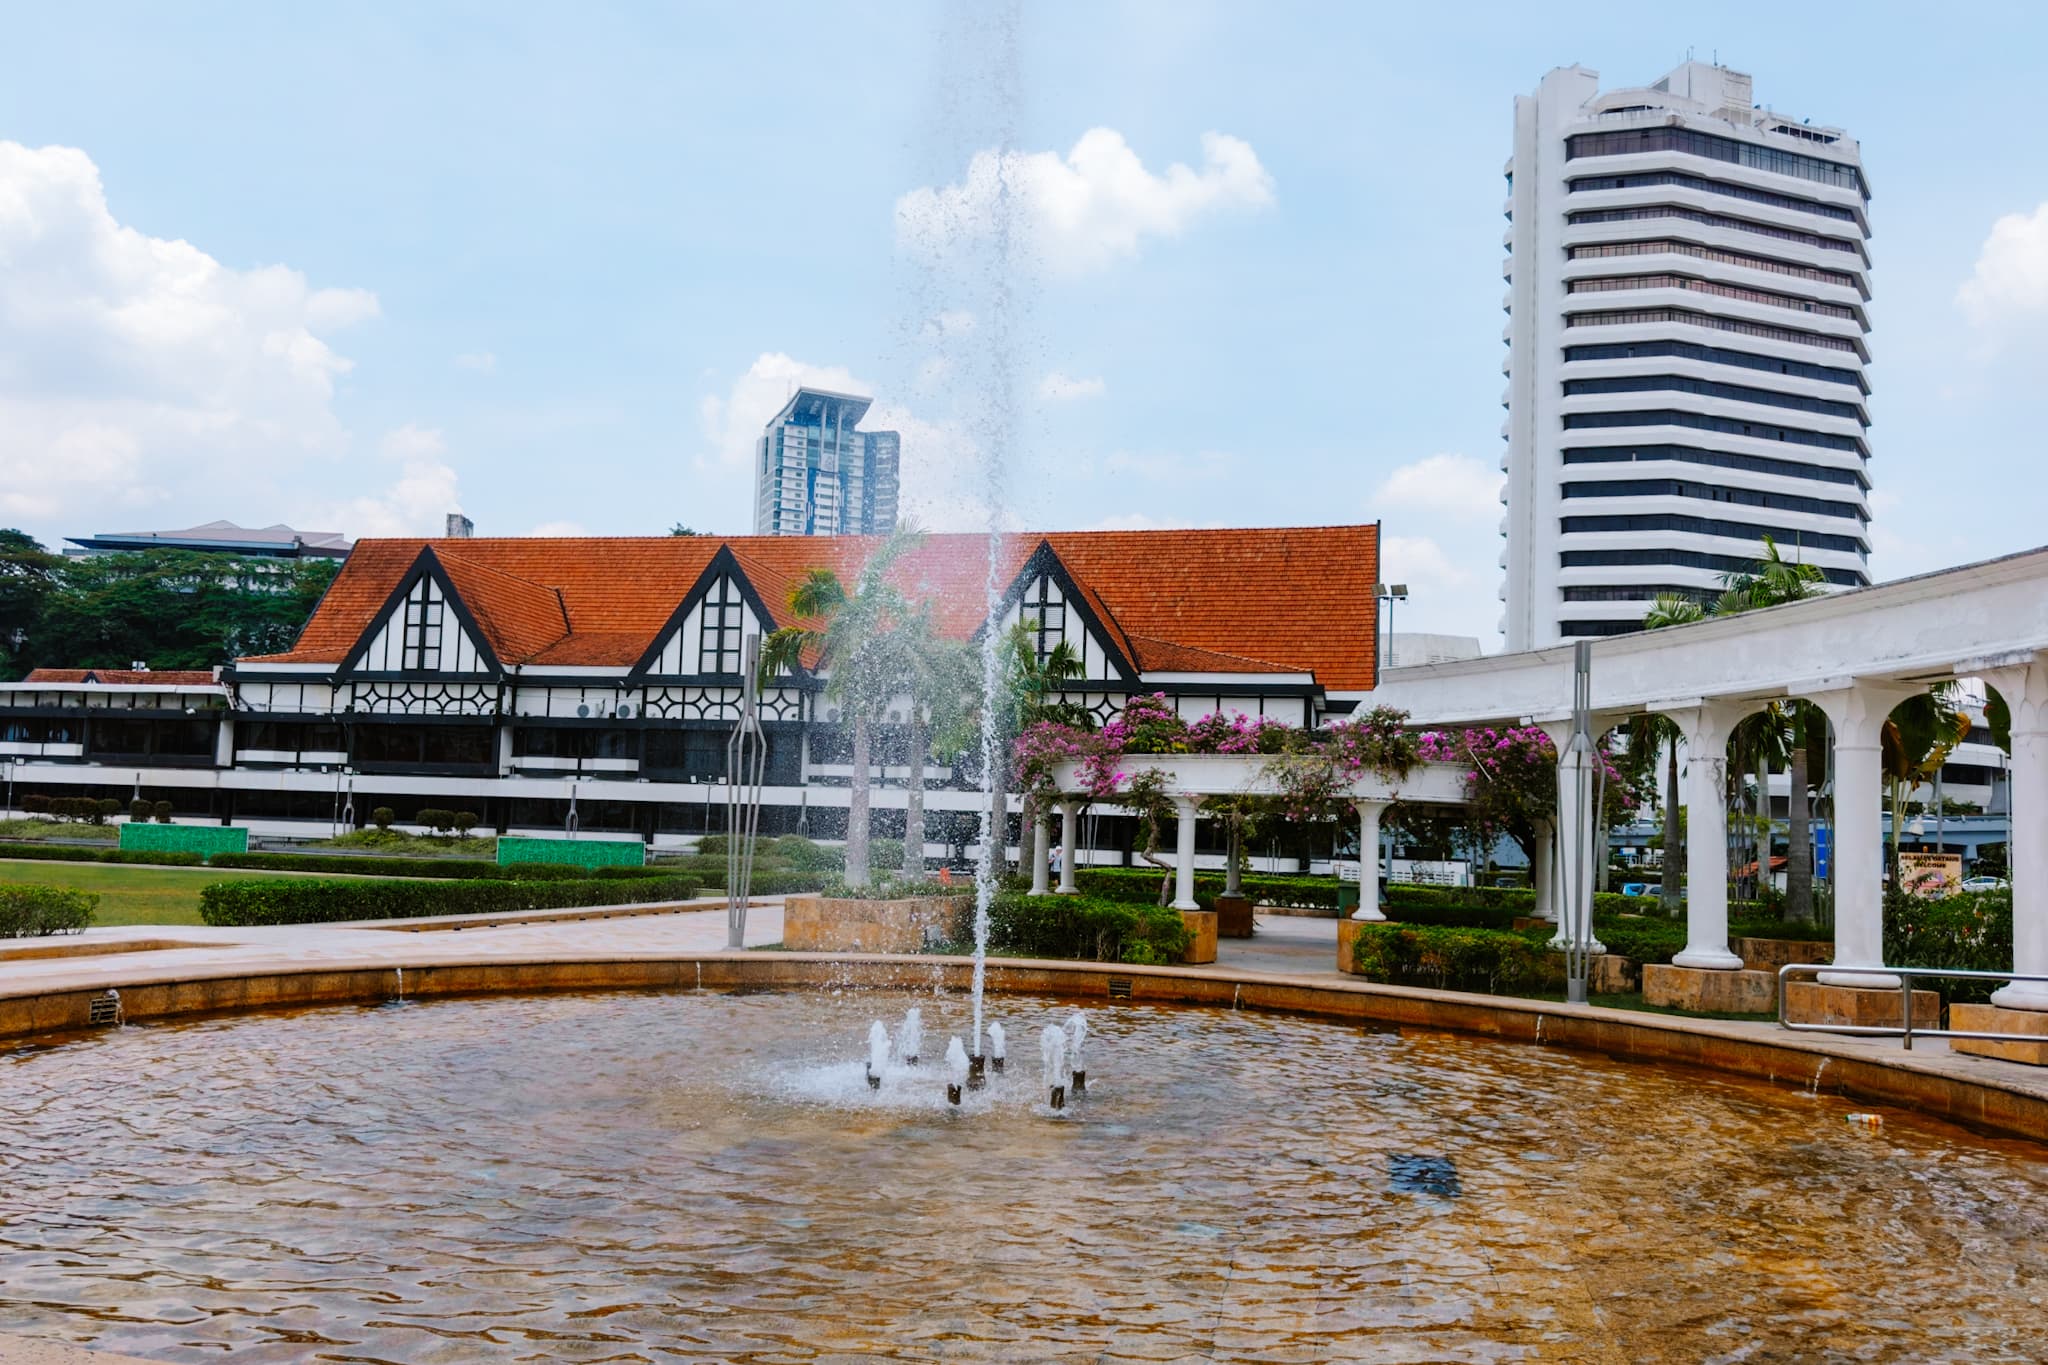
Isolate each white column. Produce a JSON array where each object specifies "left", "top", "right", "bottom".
[
  {"left": 1352, "top": 800, "right": 1387, "bottom": 921},
  {"left": 1982, "top": 657, "right": 2048, "bottom": 1009},
  {"left": 1809, "top": 682, "right": 1912, "bottom": 988},
  {"left": 1028, "top": 811, "right": 1051, "bottom": 896},
  {"left": 1530, "top": 820, "right": 1555, "bottom": 924},
  {"left": 1657, "top": 701, "right": 1745, "bottom": 970},
  {"left": 1172, "top": 796, "right": 1200, "bottom": 911},
  {"left": 213, "top": 715, "right": 235, "bottom": 769},
  {"left": 1057, "top": 799, "right": 1080, "bottom": 894}
]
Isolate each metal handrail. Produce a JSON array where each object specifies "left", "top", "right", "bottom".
[{"left": 1776, "top": 962, "right": 2048, "bottom": 1051}]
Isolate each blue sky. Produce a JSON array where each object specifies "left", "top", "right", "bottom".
[{"left": 2, "top": 1, "right": 2044, "bottom": 644}]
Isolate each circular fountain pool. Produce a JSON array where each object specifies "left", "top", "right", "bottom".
[{"left": 1, "top": 989, "right": 2043, "bottom": 1362}]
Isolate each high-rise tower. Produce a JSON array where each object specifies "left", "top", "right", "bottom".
[
  {"left": 1500, "top": 63, "right": 1872, "bottom": 649},
  {"left": 754, "top": 388, "right": 901, "bottom": 536}
]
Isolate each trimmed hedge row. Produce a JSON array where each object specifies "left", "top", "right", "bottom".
[
  {"left": 0, "top": 884, "right": 98, "bottom": 937},
  {"left": 198, "top": 874, "right": 705, "bottom": 927},
  {"left": 208, "top": 852, "right": 672, "bottom": 882},
  {"left": 983, "top": 890, "right": 1192, "bottom": 966},
  {"left": 1350, "top": 922, "right": 1557, "bottom": 994},
  {"left": 0, "top": 841, "right": 204, "bottom": 868},
  {"left": 1070, "top": 867, "right": 1343, "bottom": 910}
]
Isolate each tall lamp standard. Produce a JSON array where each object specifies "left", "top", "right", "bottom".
[
  {"left": 2, "top": 756, "right": 14, "bottom": 821},
  {"left": 1373, "top": 583, "right": 1408, "bottom": 688}
]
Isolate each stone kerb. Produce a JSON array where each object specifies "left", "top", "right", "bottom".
[{"left": 781, "top": 895, "right": 968, "bottom": 954}]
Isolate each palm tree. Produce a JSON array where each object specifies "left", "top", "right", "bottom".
[
  {"left": 1712, "top": 537, "right": 1826, "bottom": 919},
  {"left": 1638, "top": 592, "right": 1706, "bottom": 914},
  {"left": 895, "top": 608, "right": 976, "bottom": 881},
  {"left": 1882, "top": 686, "right": 1970, "bottom": 889},
  {"left": 989, "top": 625, "right": 1086, "bottom": 875},
  {"left": 759, "top": 532, "right": 919, "bottom": 886}
]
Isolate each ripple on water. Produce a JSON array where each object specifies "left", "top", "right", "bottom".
[{"left": 0, "top": 989, "right": 2044, "bottom": 1363}]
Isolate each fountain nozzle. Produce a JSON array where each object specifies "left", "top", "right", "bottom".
[
  {"left": 947, "top": 1083, "right": 963, "bottom": 1106},
  {"left": 1049, "top": 1084, "right": 1066, "bottom": 1111},
  {"left": 865, "top": 1064, "right": 881, "bottom": 1091},
  {"left": 967, "top": 1054, "right": 987, "bottom": 1090}
]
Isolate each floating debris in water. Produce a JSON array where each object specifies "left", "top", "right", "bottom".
[
  {"left": 1388, "top": 1153, "right": 1461, "bottom": 1198},
  {"left": 1845, "top": 1112, "right": 1883, "bottom": 1130}
]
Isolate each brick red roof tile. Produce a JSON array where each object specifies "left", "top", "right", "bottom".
[
  {"left": 242, "top": 526, "right": 1379, "bottom": 689},
  {"left": 24, "top": 668, "right": 219, "bottom": 686}
]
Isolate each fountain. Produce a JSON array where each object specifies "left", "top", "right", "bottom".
[
  {"left": 1065, "top": 1011, "right": 1088, "bottom": 1094},
  {"left": 988, "top": 1020, "right": 1006, "bottom": 1073},
  {"left": 897, "top": 1006, "right": 923, "bottom": 1067},
  {"left": 1041, "top": 1023, "right": 1070, "bottom": 1112},
  {"left": 945, "top": 1036, "right": 968, "bottom": 1106},
  {"left": 865, "top": 1019, "right": 888, "bottom": 1090}
]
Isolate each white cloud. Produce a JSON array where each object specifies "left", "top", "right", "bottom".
[
  {"left": 1380, "top": 534, "right": 1477, "bottom": 591},
  {"left": 697, "top": 352, "right": 873, "bottom": 472},
  {"left": 1038, "top": 371, "right": 1106, "bottom": 402},
  {"left": 1374, "top": 452, "right": 1502, "bottom": 524},
  {"left": 1958, "top": 201, "right": 2048, "bottom": 327},
  {"left": 0, "top": 140, "right": 378, "bottom": 534},
  {"left": 896, "top": 128, "right": 1275, "bottom": 275},
  {"left": 307, "top": 425, "right": 460, "bottom": 539},
  {"left": 453, "top": 351, "right": 498, "bottom": 373}
]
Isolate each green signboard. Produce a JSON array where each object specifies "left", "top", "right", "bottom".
[
  {"left": 118, "top": 824, "right": 250, "bottom": 860},
  {"left": 496, "top": 836, "right": 646, "bottom": 869}
]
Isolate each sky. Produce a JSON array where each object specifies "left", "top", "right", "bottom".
[{"left": 2, "top": 1, "right": 2044, "bottom": 647}]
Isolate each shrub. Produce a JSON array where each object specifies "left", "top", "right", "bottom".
[
  {"left": 1884, "top": 889, "right": 2013, "bottom": 1006},
  {"left": 153, "top": 800, "right": 174, "bottom": 823},
  {"left": 769, "top": 835, "right": 845, "bottom": 872},
  {"left": 0, "top": 884, "right": 98, "bottom": 937},
  {"left": 199, "top": 873, "right": 703, "bottom": 927},
  {"left": 415, "top": 808, "right": 456, "bottom": 835},
  {"left": 867, "top": 837, "right": 905, "bottom": 871},
  {"left": 1349, "top": 922, "right": 1548, "bottom": 994},
  {"left": 130, "top": 798, "right": 153, "bottom": 823},
  {"left": 453, "top": 811, "right": 479, "bottom": 835},
  {"left": 208, "top": 852, "right": 669, "bottom": 881},
  {"left": 371, "top": 807, "right": 395, "bottom": 831},
  {"left": 20, "top": 795, "right": 50, "bottom": 816},
  {"left": 1585, "top": 917, "right": 1689, "bottom": 966},
  {"left": 982, "top": 890, "right": 1192, "bottom": 965},
  {"left": 695, "top": 834, "right": 730, "bottom": 858},
  {"left": 0, "top": 842, "right": 204, "bottom": 867}
]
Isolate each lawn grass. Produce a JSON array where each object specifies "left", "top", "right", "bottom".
[{"left": 0, "top": 859, "right": 382, "bottom": 928}]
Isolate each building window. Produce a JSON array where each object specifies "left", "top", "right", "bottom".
[
  {"left": 1565, "top": 306, "right": 1859, "bottom": 356},
  {"left": 1560, "top": 547, "right": 1866, "bottom": 585},
  {"left": 1561, "top": 374, "right": 1864, "bottom": 423},
  {"left": 1565, "top": 274, "right": 1860, "bottom": 324},
  {"left": 1562, "top": 444, "right": 1866, "bottom": 489},
  {"left": 1566, "top": 205, "right": 1862, "bottom": 257},
  {"left": 1566, "top": 170, "right": 1859, "bottom": 223},
  {"left": 1562, "top": 341, "right": 1862, "bottom": 391},
  {"left": 1566, "top": 239, "right": 1860, "bottom": 292},
  {"left": 699, "top": 577, "right": 744, "bottom": 675},
  {"left": 1564, "top": 128, "right": 1867, "bottom": 198},
  {"left": 1022, "top": 576, "right": 1066, "bottom": 664},
  {"left": 1561, "top": 408, "right": 1865, "bottom": 455},
  {"left": 1558, "top": 512, "right": 1865, "bottom": 555},
  {"left": 1560, "top": 478, "right": 1864, "bottom": 522},
  {"left": 401, "top": 578, "right": 442, "bottom": 672}
]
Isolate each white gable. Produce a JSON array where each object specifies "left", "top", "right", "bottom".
[
  {"left": 354, "top": 574, "right": 490, "bottom": 674},
  {"left": 1002, "top": 572, "right": 1122, "bottom": 682},
  {"left": 649, "top": 575, "right": 764, "bottom": 676}
]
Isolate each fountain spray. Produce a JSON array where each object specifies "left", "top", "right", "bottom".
[
  {"left": 1064, "top": 1012, "right": 1088, "bottom": 1095},
  {"left": 988, "top": 1021, "right": 1007, "bottom": 1073},
  {"left": 1040, "top": 1024, "right": 1069, "bottom": 1112},
  {"left": 866, "top": 1020, "right": 889, "bottom": 1090},
  {"left": 897, "top": 1007, "right": 924, "bottom": 1067},
  {"left": 945, "top": 1036, "right": 969, "bottom": 1106}
]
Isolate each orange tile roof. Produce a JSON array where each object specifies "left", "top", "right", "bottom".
[
  {"left": 24, "top": 668, "right": 220, "bottom": 686},
  {"left": 243, "top": 525, "right": 1380, "bottom": 689}
]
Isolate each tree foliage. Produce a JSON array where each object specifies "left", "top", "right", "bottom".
[{"left": 0, "top": 533, "right": 340, "bottom": 678}]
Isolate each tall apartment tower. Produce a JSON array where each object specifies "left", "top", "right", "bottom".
[
  {"left": 1499, "top": 63, "right": 1872, "bottom": 649},
  {"left": 753, "top": 388, "right": 901, "bottom": 537}
]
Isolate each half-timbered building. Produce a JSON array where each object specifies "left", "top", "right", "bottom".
[{"left": 0, "top": 525, "right": 1381, "bottom": 855}]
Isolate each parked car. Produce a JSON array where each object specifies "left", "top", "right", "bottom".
[
  {"left": 1621, "top": 882, "right": 1661, "bottom": 898},
  {"left": 1960, "top": 876, "right": 2009, "bottom": 893}
]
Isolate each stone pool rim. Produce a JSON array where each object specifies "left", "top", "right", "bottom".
[{"left": 3, "top": 951, "right": 2046, "bottom": 1146}]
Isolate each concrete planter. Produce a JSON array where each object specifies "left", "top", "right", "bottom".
[
  {"left": 1180, "top": 910, "right": 1218, "bottom": 965},
  {"left": 1211, "top": 895, "right": 1254, "bottom": 938},
  {"left": 782, "top": 894, "right": 969, "bottom": 954},
  {"left": 1733, "top": 936, "right": 1832, "bottom": 971}
]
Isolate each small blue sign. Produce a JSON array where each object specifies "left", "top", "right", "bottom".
[{"left": 1815, "top": 827, "right": 1832, "bottom": 879}]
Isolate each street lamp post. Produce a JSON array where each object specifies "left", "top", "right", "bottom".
[{"left": 1373, "top": 583, "right": 1408, "bottom": 687}]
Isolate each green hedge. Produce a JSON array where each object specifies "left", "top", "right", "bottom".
[
  {"left": 208, "top": 853, "right": 671, "bottom": 881},
  {"left": 1070, "top": 867, "right": 1343, "bottom": 910},
  {"left": 0, "top": 841, "right": 204, "bottom": 868},
  {"left": 0, "top": 884, "right": 98, "bottom": 936},
  {"left": 1884, "top": 889, "right": 2013, "bottom": 1006},
  {"left": 693, "top": 834, "right": 847, "bottom": 871},
  {"left": 198, "top": 874, "right": 704, "bottom": 927},
  {"left": 1350, "top": 922, "right": 1555, "bottom": 994},
  {"left": 984, "top": 890, "right": 1192, "bottom": 966}
]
